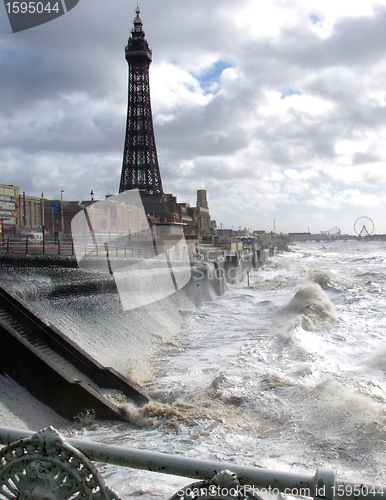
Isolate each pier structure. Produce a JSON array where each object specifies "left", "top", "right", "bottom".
[{"left": 288, "top": 233, "right": 360, "bottom": 242}]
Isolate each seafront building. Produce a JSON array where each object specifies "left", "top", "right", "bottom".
[
  {"left": 0, "top": 181, "right": 215, "bottom": 243},
  {"left": 0, "top": 183, "right": 43, "bottom": 238}
]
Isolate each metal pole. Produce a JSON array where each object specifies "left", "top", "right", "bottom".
[
  {"left": 0, "top": 426, "right": 384, "bottom": 500},
  {"left": 52, "top": 206, "right": 54, "bottom": 239},
  {"left": 61, "top": 190, "right": 64, "bottom": 239},
  {"left": 41, "top": 193, "right": 45, "bottom": 254},
  {"left": 23, "top": 191, "right": 27, "bottom": 227},
  {"left": 41, "top": 193, "right": 44, "bottom": 225},
  {"left": 90, "top": 190, "right": 94, "bottom": 240}
]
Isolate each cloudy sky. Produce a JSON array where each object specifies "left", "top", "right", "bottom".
[{"left": 1, "top": 0, "right": 386, "bottom": 234}]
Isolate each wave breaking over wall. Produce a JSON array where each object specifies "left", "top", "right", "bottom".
[{"left": 0, "top": 255, "right": 226, "bottom": 384}]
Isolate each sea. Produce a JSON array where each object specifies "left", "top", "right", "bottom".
[
  {"left": 3, "top": 239, "right": 386, "bottom": 499},
  {"left": 71, "top": 239, "right": 386, "bottom": 499}
]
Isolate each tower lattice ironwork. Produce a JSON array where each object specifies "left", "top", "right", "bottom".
[{"left": 119, "top": 8, "right": 163, "bottom": 195}]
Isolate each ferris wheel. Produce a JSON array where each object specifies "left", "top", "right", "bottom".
[{"left": 354, "top": 216, "right": 374, "bottom": 237}]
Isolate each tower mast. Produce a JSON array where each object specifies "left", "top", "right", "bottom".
[{"left": 119, "top": 8, "right": 163, "bottom": 195}]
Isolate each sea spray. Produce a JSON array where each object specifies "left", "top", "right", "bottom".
[
  {"left": 65, "top": 242, "right": 386, "bottom": 492},
  {"left": 0, "top": 258, "right": 225, "bottom": 383},
  {"left": 281, "top": 282, "right": 337, "bottom": 331}
]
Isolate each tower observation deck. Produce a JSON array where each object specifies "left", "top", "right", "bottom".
[{"left": 119, "top": 8, "right": 163, "bottom": 195}]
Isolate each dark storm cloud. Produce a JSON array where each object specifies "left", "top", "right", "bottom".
[{"left": 1, "top": 0, "right": 386, "bottom": 232}]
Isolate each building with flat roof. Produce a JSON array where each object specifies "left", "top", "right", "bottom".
[
  {"left": 0, "top": 183, "right": 43, "bottom": 237},
  {"left": 0, "top": 184, "right": 19, "bottom": 233}
]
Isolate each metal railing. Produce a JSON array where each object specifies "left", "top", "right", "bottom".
[
  {"left": 0, "top": 426, "right": 384, "bottom": 500},
  {"left": 0, "top": 237, "right": 193, "bottom": 261},
  {"left": 0, "top": 237, "right": 252, "bottom": 264},
  {"left": 0, "top": 237, "right": 75, "bottom": 256}
]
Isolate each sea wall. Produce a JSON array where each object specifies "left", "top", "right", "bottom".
[{"left": 0, "top": 254, "right": 227, "bottom": 384}]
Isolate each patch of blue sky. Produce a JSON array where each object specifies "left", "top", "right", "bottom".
[
  {"left": 0, "top": 48, "right": 42, "bottom": 70},
  {"left": 0, "top": 48, "right": 20, "bottom": 63},
  {"left": 310, "top": 14, "right": 321, "bottom": 25},
  {"left": 280, "top": 88, "right": 301, "bottom": 100},
  {"left": 196, "top": 59, "right": 232, "bottom": 93}
]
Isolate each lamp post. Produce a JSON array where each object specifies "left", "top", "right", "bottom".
[
  {"left": 90, "top": 190, "right": 95, "bottom": 234},
  {"left": 60, "top": 190, "right": 64, "bottom": 239},
  {"left": 41, "top": 192, "right": 45, "bottom": 252}
]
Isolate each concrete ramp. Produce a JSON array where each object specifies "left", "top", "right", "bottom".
[{"left": 0, "top": 286, "right": 149, "bottom": 421}]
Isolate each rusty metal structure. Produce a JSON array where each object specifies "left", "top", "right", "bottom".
[{"left": 119, "top": 7, "right": 163, "bottom": 195}]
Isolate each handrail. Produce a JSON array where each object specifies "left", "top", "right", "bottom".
[
  {"left": 0, "top": 237, "right": 265, "bottom": 266},
  {"left": 0, "top": 426, "right": 384, "bottom": 500},
  {"left": 0, "top": 237, "right": 75, "bottom": 256},
  {"left": 0, "top": 238, "right": 187, "bottom": 260}
]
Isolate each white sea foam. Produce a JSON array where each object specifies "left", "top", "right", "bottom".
[
  {"left": 1, "top": 241, "right": 386, "bottom": 499},
  {"left": 280, "top": 282, "right": 337, "bottom": 331}
]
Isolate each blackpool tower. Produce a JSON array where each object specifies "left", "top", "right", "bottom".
[{"left": 119, "top": 8, "right": 163, "bottom": 195}]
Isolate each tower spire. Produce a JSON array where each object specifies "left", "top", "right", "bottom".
[{"left": 119, "top": 8, "right": 163, "bottom": 195}]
